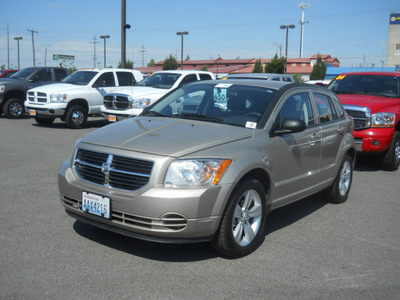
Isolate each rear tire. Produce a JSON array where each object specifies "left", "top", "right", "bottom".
[
  {"left": 35, "top": 117, "right": 55, "bottom": 126},
  {"left": 382, "top": 132, "right": 400, "bottom": 171},
  {"left": 4, "top": 98, "right": 25, "bottom": 119},
  {"left": 65, "top": 105, "right": 87, "bottom": 129},
  {"left": 211, "top": 179, "right": 267, "bottom": 258},
  {"left": 327, "top": 154, "right": 353, "bottom": 204}
]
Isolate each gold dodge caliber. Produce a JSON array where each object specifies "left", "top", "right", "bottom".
[{"left": 59, "top": 80, "right": 355, "bottom": 258}]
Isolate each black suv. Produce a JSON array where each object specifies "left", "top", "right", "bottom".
[{"left": 0, "top": 67, "right": 69, "bottom": 118}]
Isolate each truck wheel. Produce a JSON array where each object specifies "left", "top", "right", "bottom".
[
  {"left": 65, "top": 105, "right": 87, "bottom": 129},
  {"left": 382, "top": 132, "right": 400, "bottom": 171},
  {"left": 211, "top": 179, "right": 267, "bottom": 258},
  {"left": 4, "top": 98, "right": 25, "bottom": 119},
  {"left": 35, "top": 117, "right": 55, "bottom": 126},
  {"left": 327, "top": 154, "right": 353, "bottom": 204}
]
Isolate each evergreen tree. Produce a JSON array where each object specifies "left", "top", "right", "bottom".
[
  {"left": 264, "top": 54, "right": 285, "bottom": 74},
  {"left": 200, "top": 64, "right": 208, "bottom": 71},
  {"left": 147, "top": 59, "right": 155, "bottom": 67},
  {"left": 118, "top": 60, "right": 134, "bottom": 69},
  {"left": 163, "top": 54, "right": 178, "bottom": 70},
  {"left": 252, "top": 59, "right": 263, "bottom": 73},
  {"left": 310, "top": 55, "right": 327, "bottom": 80}
]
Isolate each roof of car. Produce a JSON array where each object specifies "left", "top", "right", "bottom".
[
  {"left": 338, "top": 71, "right": 400, "bottom": 77},
  {"left": 154, "top": 70, "right": 213, "bottom": 75},
  {"left": 225, "top": 73, "right": 294, "bottom": 78}
]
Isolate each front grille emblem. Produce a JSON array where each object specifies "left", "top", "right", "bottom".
[{"left": 102, "top": 155, "right": 113, "bottom": 184}]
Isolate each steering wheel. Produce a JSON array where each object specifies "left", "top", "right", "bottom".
[{"left": 244, "top": 112, "right": 261, "bottom": 118}]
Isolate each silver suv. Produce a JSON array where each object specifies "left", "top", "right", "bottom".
[{"left": 58, "top": 80, "right": 355, "bottom": 258}]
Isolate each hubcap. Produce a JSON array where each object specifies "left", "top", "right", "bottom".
[
  {"left": 9, "top": 102, "right": 23, "bottom": 116},
  {"left": 71, "top": 110, "right": 84, "bottom": 126},
  {"left": 339, "top": 160, "right": 351, "bottom": 196},
  {"left": 395, "top": 139, "right": 400, "bottom": 164},
  {"left": 232, "top": 189, "right": 262, "bottom": 246}
]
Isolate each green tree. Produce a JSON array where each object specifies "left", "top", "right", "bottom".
[
  {"left": 200, "top": 64, "right": 208, "bottom": 71},
  {"left": 185, "top": 55, "right": 191, "bottom": 61},
  {"left": 310, "top": 55, "right": 327, "bottom": 80},
  {"left": 147, "top": 59, "right": 155, "bottom": 67},
  {"left": 252, "top": 59, "right": 263, "bottom": 73},
  {"left": 264, "top": 54, "right": 285, "bottom": 74},
  {"left": 292, "top": 73, "right": 304, "bottom": 83},
  {"left": 118, "top": 60, "right": 134, "bottom": 69},
  {"left": 163, "top": 54, "right": 178, "bottom": 70},
  {"left": 68, "top": 66, "right": 78, "bottom": 74}
]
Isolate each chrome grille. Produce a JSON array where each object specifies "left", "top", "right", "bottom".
[
  {"left": 27, "top": 91, "right": 48, "bottom": 103},
  {"left": 104, "top": 94, "right": 131, "bottom": 109},
  {"left": 74, "top": 149, "right": 153, "bottom": 191},
  {"left": 343, "top": 105, "right": 371, "bottom": 130}
]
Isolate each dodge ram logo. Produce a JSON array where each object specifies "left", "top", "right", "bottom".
[{"left": 102, "top": 162, "right": 111, "bottom": 184}]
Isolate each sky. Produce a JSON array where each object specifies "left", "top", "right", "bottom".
[{"left": 1, "top": 0, "right": 399, "bottom": 70}]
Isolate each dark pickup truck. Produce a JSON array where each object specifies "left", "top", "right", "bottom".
[{"left": 0, "top": 67, "right": 69, "bottom": 118}]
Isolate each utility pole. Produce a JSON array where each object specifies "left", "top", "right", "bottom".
[
  {"left": 27, "top": 29, "right": 39, "bottom": 66},
  {"left": 121, "top": 0, "right": 131, "bottom": 68},
  {"left": 43, "top": 44, "right": 50, "bottom": 66},
  {"left": 299, "top": 2, "right": 310, "bottom": 58},
  {"left": 90, "top": 36, "right": 99, "bottom": 68},
  {"left": 139, "top": 45, "right": 147, "bottom": 67},
  {"left": 7, "top": 24, "right": 10, "bottom": 69}
]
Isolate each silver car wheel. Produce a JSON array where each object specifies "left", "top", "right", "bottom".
[
  {"left": 339, "top": 160, "right": 351, "bottom": 197},
  {"left": 232, "top": 189, "right": 262, "bottom": 247},
  {"left": 395, "top": 139, "right": 400, "bottom": 164},
  {"left": 71, "top": 110, "right": 84, "bottom": 126}
]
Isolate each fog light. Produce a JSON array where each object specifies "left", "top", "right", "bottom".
[{"left": 372, "top": 140, "right": 380, "bottom": 146}]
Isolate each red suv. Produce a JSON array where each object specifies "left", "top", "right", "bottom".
[{"left": 327, "top": 72, "right": 400, "bottom": 171}]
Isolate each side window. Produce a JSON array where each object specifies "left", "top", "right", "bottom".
[
  {"left": 55, "top": 69, "right": 68, "bottom": 81},
  {"left": 199, "top": 74, "right": 212, "bottom": 80},
  {"left": 271, "top": 77, "right": 281, "bottom": 81},
  {"left": 34, "top": 69, "right": 51, "bottom": 81},
  {"left": 116, "top": 72, "right": 134, "bottom": 86},
  {"left": 276, "top": 92, "right": 314, "bottom": 128},
  {"left": 94, "top": 72, "right": 115, "bottom": 87},
  {"left": 282, "top": 77, "right": 293, "bottom": 82},
  {"left": 314, "top": 93, "right": 338, "bottom": 123},
  {"left": 180, "top": 74, "right": 198, "bottom": 86}
]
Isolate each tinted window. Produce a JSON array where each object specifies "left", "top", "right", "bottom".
[
  {"left": 271, "top": 77, "right": 280, "bottom": 81},
  {"left": 314, "top": 93, "right": 337, "bottom": 123},
  {"left": 95, "top": 72, "right": 115, "bottom": 87},
  {"left": 55, "top": 69, "right": 68, "bottom": 81},
  {"left": 282, "top": 77, "right": 293, "bottom": 82},
  {"left": 34, "top": 69, "right": 52, "bottom": 81},
  {"left": 199, "top": 74, "right": 212, "bottom": 80},
  {"left": 180, "top": 74, "right": 198, "bottom": 85},
  {"left": 117, "top": 72, "right": 134, "bottom": 86},
  {"left": 276, "top": 92, "right": 314, "bottom": 128},
  {"left": 138, "top": 73, "right": 181, "bottom": 89}
]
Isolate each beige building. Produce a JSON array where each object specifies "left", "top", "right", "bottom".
[{"left": 387, "top": 13, "right": 400, "bottom": 68}]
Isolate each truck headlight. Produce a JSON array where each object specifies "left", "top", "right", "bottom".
[
  {"left": 0, "top": 85, "right": 5, "bottom": 93},
  {"left": 50, "top": 94, "right": 67, "bottom": 103},
  {"left": 371, "top": 112, "right": 395, "bottom": 127},
  {"left": 165, "top": 159, "right": 232, "bottom": 187},
  {"left": 131, "top": 98, "right": 151, "bottom": 108}
]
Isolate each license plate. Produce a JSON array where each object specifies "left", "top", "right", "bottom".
[
  {"left": 82, "top": 192, "right": 110, "bottom": 219},
  {"left": 29, "top": 109, "right": 37, "bottom": 116},
  {"left": 108, "top": 115, "right": 117, "bottom": 122}
]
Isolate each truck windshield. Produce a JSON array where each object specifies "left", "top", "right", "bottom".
[
  {"left": 328, "top": 74, "right": 400, "bottom": 98},
  {"left": 137, "top": 73, "right": 181, "bottom": 89},
  {"left": 62, "top": 71, "right": 98, "bottom": 85},
  {"left": 10, "top": 67, "right": 37, "bottom": 80}
]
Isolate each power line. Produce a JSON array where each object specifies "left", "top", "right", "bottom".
[
  {"left": 138, "top": 45, "right": 147, "bottom": 67},
  {"left": 90, "top": 36, "right": 99, "bottom": 68},
  {"left": 27, "top": 29, "right": 39, "bottom": 66}
]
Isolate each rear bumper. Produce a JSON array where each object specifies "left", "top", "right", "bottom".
[{"left": 353, "top": 127, "right": 395, "bottom": 153}]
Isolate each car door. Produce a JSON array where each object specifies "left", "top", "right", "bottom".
[
  {"left": 272, "top": 90, "right": 322, "bottom": 206},
  {"left": 90, "top": 72, "right": 117, "bottom": 113},
  {"left": 27, "top": 68, "right": 53, "bottom": 89}
]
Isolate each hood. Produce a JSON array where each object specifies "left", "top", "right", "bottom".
[
  {"left": 29, "top": 83, "right": 82, "bottom": 93},
  {"left": 0, "top": 78, "right": 26, "bottom": 85},
  {"left": 109, "top": 86, "right": 168, "bottom": 98},
  {"left": 80, "top": 116, "right": 253, "bottom": 157},
  {"left": 338, "top": 94, "right": 399, "bottom": 112}
]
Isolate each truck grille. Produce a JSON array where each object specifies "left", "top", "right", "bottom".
[
  {"left": 343, "top": 105, "right": 371, "bottom": 130},
  {"left": 27, "top": 91, "right": 48, "bottom": 103},
  {"left": 104, "top": 94, "right": 131, "bottom": 109},
  {"left": 74, "top": 149, "right": 153, "bottom": 191}
]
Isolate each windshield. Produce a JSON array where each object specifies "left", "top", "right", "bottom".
[
  {"left": 10, "top": 67, "right": 37, "bottom": 80},
  {"left": 143, "top": 83, "right": 277, "bottom": 128},
  {"left": 137, "top": 73, "right": 181, "bottom": 89},
  {"left": 327, "top": 74, "right": 400, "bottom": 98},
  {"left": 62, "top": 71, "right": 98, "bottom": 85}
]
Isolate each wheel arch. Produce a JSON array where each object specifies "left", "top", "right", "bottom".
[
  {"left": 4, "top": 89, "right": 25, "bottom": 102},
  {"left": 65, "top": 99, "right": 89, "bottom": 114},
  {"left": 233, "top": 168, "right": 271, "bottom": 205}
]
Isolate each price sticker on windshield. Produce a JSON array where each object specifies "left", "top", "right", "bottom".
[{"left": 335, "top": 75, "right": 347, "bottom": 80}]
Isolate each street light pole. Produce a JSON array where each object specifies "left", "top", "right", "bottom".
[
  {"left": 280, "top": 24, "right": 295, "bottom": 73},
  {"left": 100, "top": 35, "right": 110, "bottom": 68},
  {"left": 14, "top": 36, "right": 23, "bottom": 69},
  {"left": 176, "top": 31, "right": 188, "bottom": 70}
]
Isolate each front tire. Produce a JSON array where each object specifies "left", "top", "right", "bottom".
[
  {"left": 382, "top": 132, "right": 400, "bottom": 171},
  {"left": 211, "top": 179, "right": 268, "bottom": 258},
  {"left": 327, "top": 154, "right": 353, "bottom": 204},
  {"left": 65, "top": 105, "right": 87, "bottom": 129},
  {"left": 4, "top": 98, "right": 25, "bottom": 119}
]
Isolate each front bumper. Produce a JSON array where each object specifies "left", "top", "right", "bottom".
[
  {"left": 24, "top": 101, "right": 67, "bottom": 117},
  {"left": 58, "top": 159, "right": 226, "bottom": 243},
  {"left": 101, "top": 107, "right": 143, "bottom": 122},
  {"left": 353, "top": 127, "right": 395, "bottom": 153}
]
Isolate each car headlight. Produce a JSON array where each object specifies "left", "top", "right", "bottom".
[
  {"left": 0, "top": 85, "right": 5, "bottom": 93},
  {"left": 165, "top": 159, "right": 232, "bottom": 187},
  {"left": 131, "top": 98, "right": 151, "bottom": 108},
  {"left": 50, "top": 93, "right": 67, "bottom": 103},
  {"left": 371, "top": 112, "right": 395, "bottom": 127}
]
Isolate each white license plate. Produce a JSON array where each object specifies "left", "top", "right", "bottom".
[
  {"left": 82, "top": 192, "right": 110, "bottom": 219},
  {"left": 108, "top": 115, "right": 117, "bottom": 122},
  {"left": 29, "top": 109, "right": 37, "bottom": 116}
]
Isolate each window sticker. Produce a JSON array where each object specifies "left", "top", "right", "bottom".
[
  {"left": 245, "top": 121, "right": 257, "bottom": 129},
  {"left": 214, "top": 87, "right": 228, "bottom": 102}
]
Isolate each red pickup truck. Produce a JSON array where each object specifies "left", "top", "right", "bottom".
[{"left": 327, "top": 72, "right": 400, "bottom": 171}]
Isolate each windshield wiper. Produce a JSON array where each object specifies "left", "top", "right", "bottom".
[
  {"left": 144, "top": 111, "right": 168, "bottom": 117},
  {"left": 180, "top": 113, "right": 224, "bottom": 123}
]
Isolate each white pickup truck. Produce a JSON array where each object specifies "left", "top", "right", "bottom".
[
  {"left": 101, "top": 70, "right": 215, "bottom": 122},
  {"left": 24, "top": 68, "right": 143, "bottom": 128}
]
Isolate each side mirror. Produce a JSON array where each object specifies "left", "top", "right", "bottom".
[{"left": 275, "top": 118, "right": 307, "bottom": 135}]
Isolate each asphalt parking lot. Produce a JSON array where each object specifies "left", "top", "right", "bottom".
[{"left": 1, "top": 116, "right": 399, "bottom": 299}]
